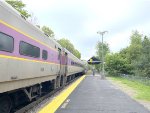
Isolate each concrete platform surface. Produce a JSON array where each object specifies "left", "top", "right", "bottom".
[{"left": 56, "top": 75, "right": 150, "bottom": 113}]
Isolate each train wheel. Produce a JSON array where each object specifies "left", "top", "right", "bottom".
[{"left": 0, "top": 95, "right": 12, "bottom": 113}]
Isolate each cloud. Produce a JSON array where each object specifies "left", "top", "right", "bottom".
[{"left": 22, "top": 0, "right": 150, "bottom": 60}]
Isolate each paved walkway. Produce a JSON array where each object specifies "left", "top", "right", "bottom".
[{"left": 56, "top": 75, "right": 150, "bottom": 113}]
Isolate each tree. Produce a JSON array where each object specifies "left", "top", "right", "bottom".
[
  {"left": 57, "top": 38, "right": 81, "bottom": 59},
  {"left": 126, "top": 31, "right": 143, "bottom": 75},
  {"left": 74, "top": 49, "right": 81, "bottom": 59},
  {"left": 119, "top": 47, "right": 133, "bottom": 74},
  {"left": 42, "top": 26, "right": 55, "bottom": 38},
  {"left": 58, "top": 38, "right": 74, "bottom": 53},
  {"left": 96, "top": 41, "right": 110, "bottom": 60},
  {"left": 128, "top": 31, "right": 142, "bottom": 62},
  {"left": 105, "top": 53, "right": 132, "bottom": 76},
  {"left": 95, "top": 41, "right": 110, "bottom": 72},
  {"left": 6, "top": 0, "right": 31, "bottom": 18},
  {"left": 104, "top": 30, "right": 150, "bottom": 77},
  {"left": 137, "top": 36, "right": 150, "bottom": 77}
]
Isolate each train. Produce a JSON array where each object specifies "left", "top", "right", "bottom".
[{"left": 0, "top": 1, "right": 86, "bottom": 113}]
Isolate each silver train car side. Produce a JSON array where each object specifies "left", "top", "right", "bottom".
[{"left": 0, "top": 1, "right": 85, "bottom": 113}]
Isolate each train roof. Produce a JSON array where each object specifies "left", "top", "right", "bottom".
[
  {"left": 1, "top": 1, "right": 83, "bottom": 64},
  {"left": 0, "top": 1, "right": 21, "bottom": 17},
  {"left": 1, "top": 1, "right": 63, "bottom": 49}
]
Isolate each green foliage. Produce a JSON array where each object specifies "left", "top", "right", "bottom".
[
  {"left": 109, "top": 76, "right": 150, "bottom": 101},
  {"left": 57, "top": 38, "right": 81, "bottom": 59},
  {"left": 6, "top": 0, "right": 31, "bottom": 18},
  {"left": 57, "top": 38, "right": 74, "bottom": 53},
  {"left": 136, "top": 36, "right": 150, "bottom": 77},
  {"left": 128, "top": 31, "right": 142, "bottom": 63},
  {"left": 96, "top": 41, "right": 110, "bottom": 60},
  {"left": 74, "top": 49, "right": 81, "bottom": 59},
  {"left": 42, "top": 26, "right": 55, "bottom": 38},
  {"left": 105, "top": 53, "right": 131, "bottom": 76},
  {"left": 95, "top": 41, "right": 110, "bottom": 72},
  {"left": 105, "top": 30, "right": 150, "bottom": 78},
  {"left": 127, "top": 31, "right": 150, "bottom": 77}
]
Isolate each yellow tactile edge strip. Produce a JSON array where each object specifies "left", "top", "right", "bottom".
[{"left": 39, "top": 75, "right": 86, "bottom": 113}]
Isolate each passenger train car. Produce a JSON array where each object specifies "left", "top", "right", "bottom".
[{"left": 0, "top": 1, "right": 85, "bottom": 113}]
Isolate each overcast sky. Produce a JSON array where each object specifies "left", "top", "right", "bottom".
[{"left": 22, "top": 0, "right": 150, "bottom": 60}]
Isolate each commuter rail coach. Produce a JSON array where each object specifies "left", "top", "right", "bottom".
[{"left": 0, "top": 1, "right": 85, "bottom": 113}]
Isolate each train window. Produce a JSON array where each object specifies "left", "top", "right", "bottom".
[
  {"left": 19, "top": 41, "right": 40, "bottom": 58},
  {"left": 0, "top": 32, "right": 14, "bottom": 52},
  {"left": 71, "top": 61, "right": 74, "bottom": 65},
  {"left": 42, "top": 50, "right": 48, "bottom": 60}
]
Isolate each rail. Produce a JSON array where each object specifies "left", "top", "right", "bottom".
[{"left": 14, "top": 76, "right": 81, "bottom": 113}]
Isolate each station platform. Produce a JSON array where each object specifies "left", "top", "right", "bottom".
[{"left": 39, "top": 74, "right": 150, "bottom": 113}]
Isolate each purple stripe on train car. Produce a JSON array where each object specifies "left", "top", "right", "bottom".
[
  {"left": 0, "top": 22, "right": 76, "bottom": 66},
  {"left": 0, "top": 23, "right": 60, "bottom": 64}
]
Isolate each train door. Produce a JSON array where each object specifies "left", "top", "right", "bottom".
[
  {"left": 57, "top": 48, "right": 62, "bottom": 87},
  {"left": 64, "top": 52, "right": 68, "bottom": 76},
  {"left": 58, "top": 48, "right": 62, "bottom": 75}
]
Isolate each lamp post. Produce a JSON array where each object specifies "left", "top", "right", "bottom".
[{"left": 97, "top": 31, "right": 108, "bottom": 79}]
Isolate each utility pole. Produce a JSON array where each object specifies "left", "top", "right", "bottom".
[{"left": 97, "top": 31, "right": 108, "bottom": 79}]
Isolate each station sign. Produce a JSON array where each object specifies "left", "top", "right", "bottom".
[{"left": 87, "top": 56, "right": 101, "bottom": 65}]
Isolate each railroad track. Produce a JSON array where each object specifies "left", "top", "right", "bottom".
[{"left": 14, "top": 76, "right": 80, "bottom": 113}]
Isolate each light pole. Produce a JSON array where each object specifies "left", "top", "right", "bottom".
[{"left": 97, "top": 31, "right": 108, "bottom": 79}]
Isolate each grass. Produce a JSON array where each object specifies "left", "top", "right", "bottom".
[{"left": 108, "top": 76, "right": 150, "bottom": 101}]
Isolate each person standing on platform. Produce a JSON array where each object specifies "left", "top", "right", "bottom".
[{"left": 92, "top": 67, "right": 95, "bottom": 76}]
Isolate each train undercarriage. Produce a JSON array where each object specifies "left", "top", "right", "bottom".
[{"left": 0, "top": 72, "right": 83, "bottom": 113}]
